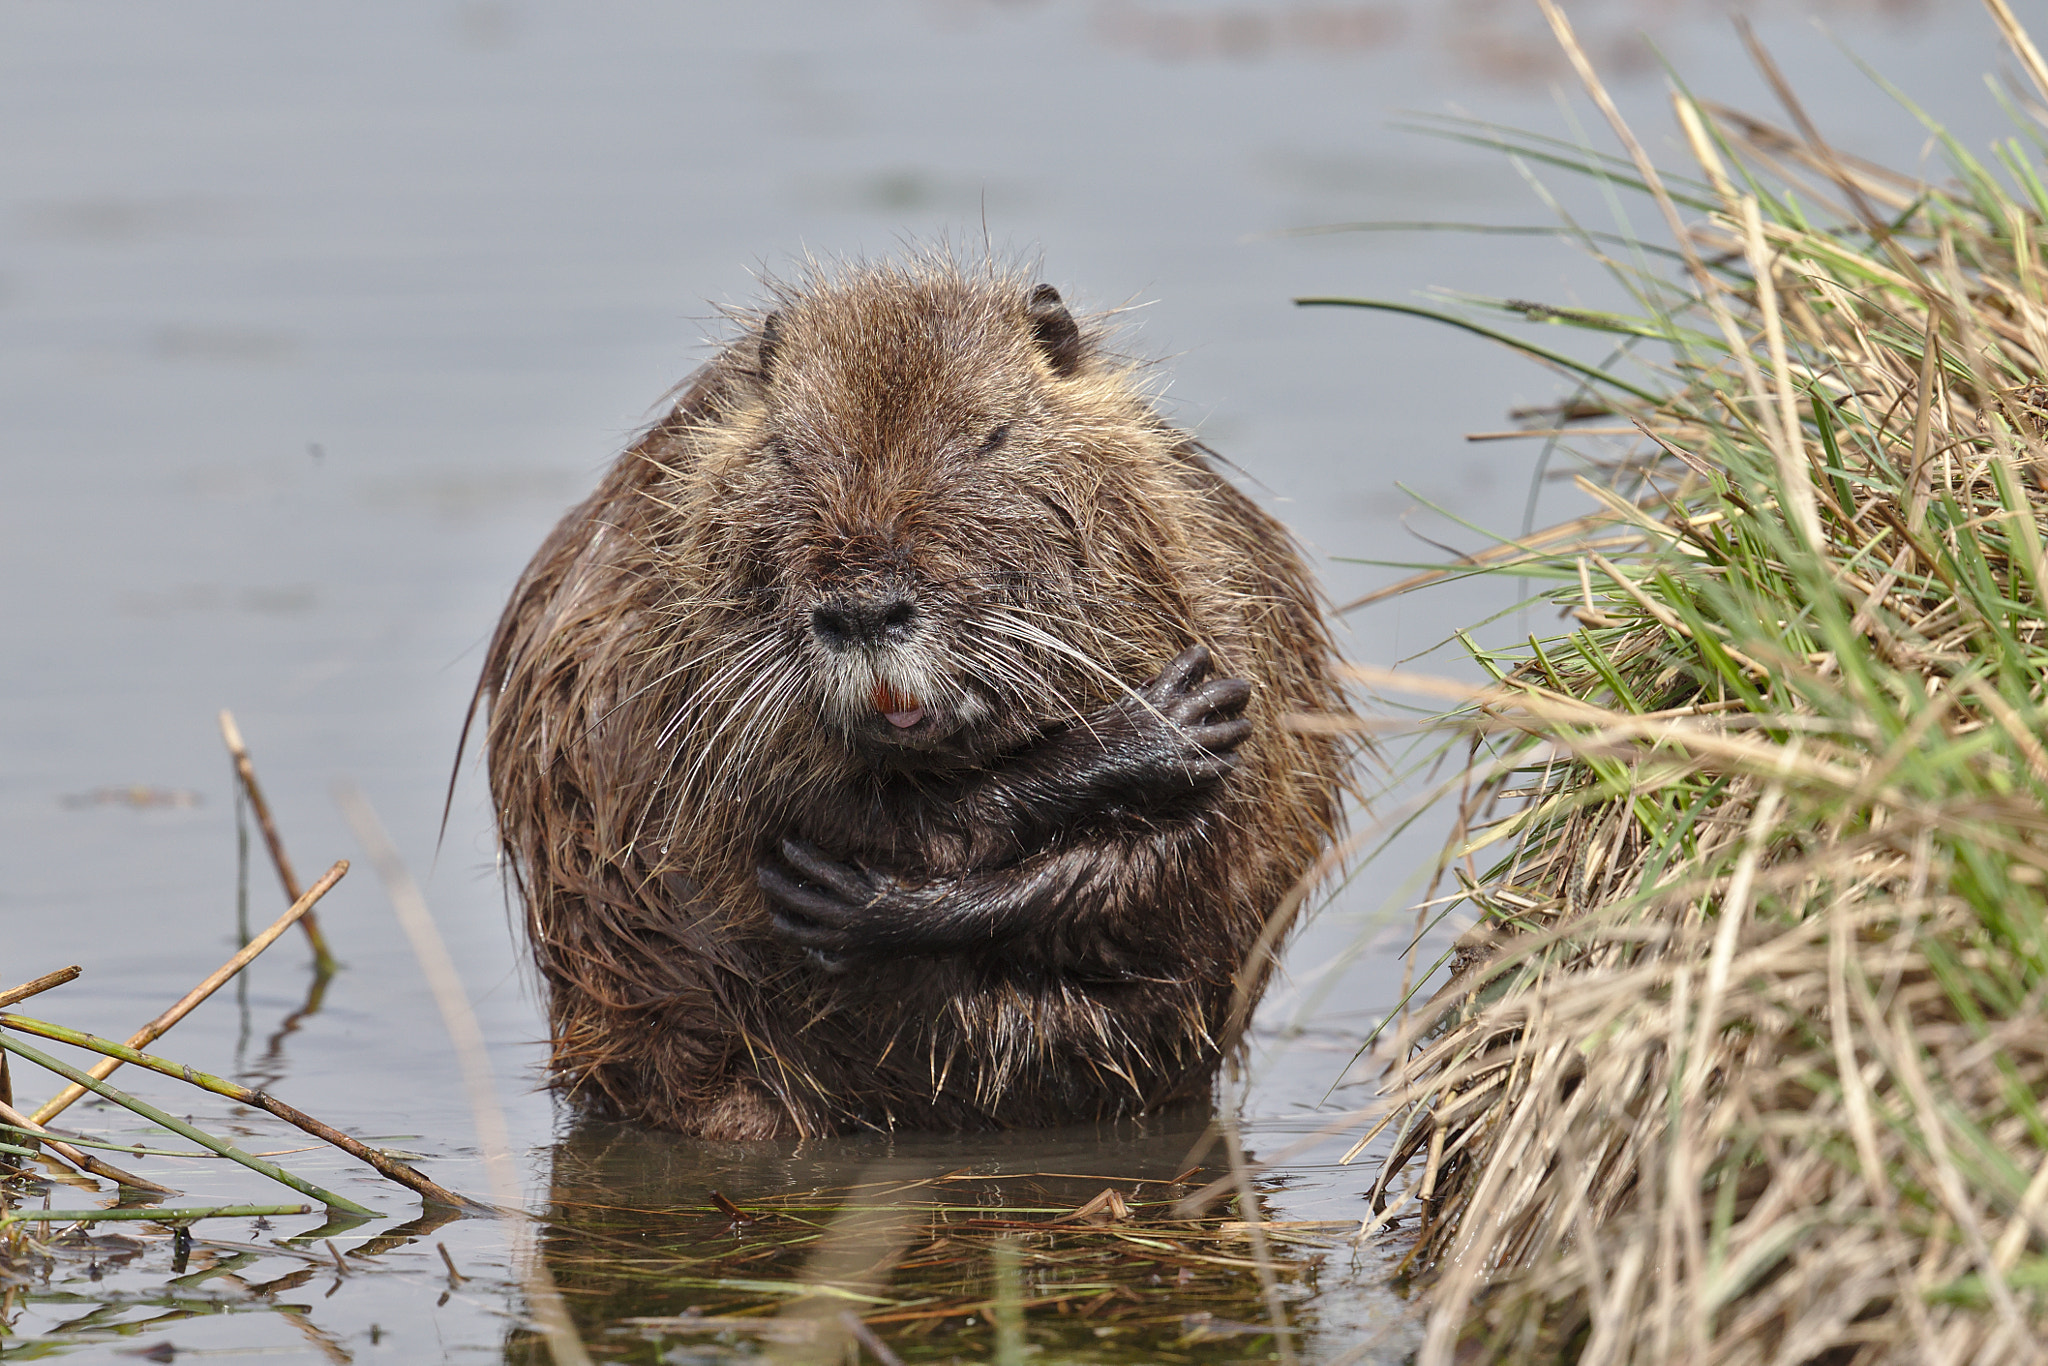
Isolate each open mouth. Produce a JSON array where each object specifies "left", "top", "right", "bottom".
[{"left": 871, "top": 683, "right": 926, "bottom": 731}]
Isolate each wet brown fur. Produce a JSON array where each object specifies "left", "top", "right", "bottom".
[{"left": 479, "top": 256, "right": 1347, "bottom": 1138}]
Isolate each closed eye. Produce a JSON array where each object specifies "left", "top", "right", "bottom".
[{"left": 976, "top": 424, "right": 1011, "bottom": 455}]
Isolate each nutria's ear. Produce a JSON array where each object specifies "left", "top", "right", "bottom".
[
  {"left": 1026, "top": 284, "right": 1085, "bottom": 376},
  {"left": 754, "top": 311, "right": 784, "bottom": 386}
]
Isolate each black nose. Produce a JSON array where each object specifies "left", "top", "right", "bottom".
[{"left": 810, "top": 595, "right": 918, "bottom": 651}]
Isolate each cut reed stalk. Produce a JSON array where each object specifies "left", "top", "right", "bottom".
[
  {"left": 0, "top": 967, "right": 80, "bottom": 1011},
  {"left": 1338, "top": 3, "right": 2048, "bottom": 1361},
  {"left": 0, "top": 1012, "right": 476, "bottom": 1210},
  {"left": 219, "top": 708, "right": 336, "bottom": 974},
  {"left": 0, "top": 1123, "right": 229, "bottom": 1159},
  {"left": 0, "top": 1203, "right": 312, "bottom": 1227},
  {"left": 0, "top": 1032, "right": 377, "bottom": 1217},
  {"left": 29, "top": 860, "right": 347, "bottom": 1126},
  {"left": 0, "top": 1097, "right": 176, "bottom": 1195}
]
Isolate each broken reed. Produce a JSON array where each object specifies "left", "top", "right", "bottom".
[
  {"left": 1341, "top": 3, "right": 2048, "bottom": 1362},
  {"left": 1, "top": 714, "right": 483, "bottom": 1231}
]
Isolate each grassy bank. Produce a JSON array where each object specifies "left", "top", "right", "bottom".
[{"left": 1344, "top": 2, "right": 2048, "bottom": 1360}]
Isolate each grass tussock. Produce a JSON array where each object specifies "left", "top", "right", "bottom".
[{"left": 1344, "top": 2, "right": 2048, "bottom": 1360}]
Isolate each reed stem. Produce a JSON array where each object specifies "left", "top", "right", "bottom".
[
  {"left": 0, "top": 967, "right": 81, "bottom": 1011},
  {"left": 0, "top": 1096, "right": 176, "bottom": 1194},
  {"left": 1, "top": 1203, "right": 311, "bottom": 1227},
  {"left": 219, "top": 709, "right": 337, "bottom": 974},
  {"left": 0, "top": 1032, "right": 377, "bottom": 1216},
  {"left": 4, "top": 1011, "right": 476, "bottom": 1211},
  {"left": 30, "top": 861, "right": 347, "bottom": 1126}
]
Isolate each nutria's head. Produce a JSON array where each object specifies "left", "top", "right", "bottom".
[{"left": 660, "top": 261, "right": 1198, "bottom": 772}]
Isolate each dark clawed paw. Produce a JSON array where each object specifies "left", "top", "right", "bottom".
[
  {"left": 757, "top": 839, "right": 901, "bottom": 959},
  {"left": 777, "top": 838, "right": 882, "bottom": 904},
  {"left": 1120, "top": 645, "right": 1254, "bottom": 795},
  {"left": 1142, "top": 648, "right": 1251, "bottom": 732}
]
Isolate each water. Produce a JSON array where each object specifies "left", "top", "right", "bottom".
[{"left": 0, "top": 0, "right": 2010, "bottom": 1359}]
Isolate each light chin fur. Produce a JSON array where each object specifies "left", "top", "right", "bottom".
[{"left": 812, "top": 643, "right": 954, "bottom": 729}]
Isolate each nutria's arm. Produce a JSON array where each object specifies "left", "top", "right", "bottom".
[
  {"left": 759, "top": 644, "right": 1253, "bottom": 964},
  {"left": 758, "top": 824, "right": 1204, "bottom": 966},
  {"left": 936, "top": 644, "right": 1253, "bottom": 864}
]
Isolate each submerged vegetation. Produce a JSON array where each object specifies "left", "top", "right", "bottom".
[
  {"left": 1338, "top": 0, "right": 2048, "bottom": 1360},
  {"left": 512, "top": 1135, "right": 1359, "bottom": 1365}
]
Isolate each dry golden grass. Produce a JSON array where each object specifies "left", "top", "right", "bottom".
[{"left": 1335, "top": 2, "right": 2048, "bottom": 1360}]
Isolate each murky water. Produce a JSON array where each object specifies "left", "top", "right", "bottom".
[{"left": 0, "top": 1, "right": 2012, "bottom": 1360}]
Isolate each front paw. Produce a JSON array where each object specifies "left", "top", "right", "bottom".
[
  {"left": 1118, "top": 644, "right": 1254, "bottom": 794},
  {"left": 757, "top": 838, "right": 901, "bottom": 959}
]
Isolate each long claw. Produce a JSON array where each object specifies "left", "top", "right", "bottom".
[
  {"left": 759, "top": 864, "right": 857, "bottom": 928},
  {"left": 1186, "top": 718, "right": 1254, "bottom": 754},
  {"left": 769, "top": 909, "right": 846, "bottom": 951},
  {"left": 1183, "top": 678, "right": 1252, "bottom": 720},
  {"left": 1149, "top": 644, "right": 1213, "bottom": 699},
  {"left": 779, "top": 839, "right": 873, "bottom": 901},
  {"left": 1178, "top": 757, "right": 1237, "bottom": 785}
]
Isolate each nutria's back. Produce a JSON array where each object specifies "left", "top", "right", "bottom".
[{"left": 481, "top": 257, "right": 1347, "bottom": 1138}]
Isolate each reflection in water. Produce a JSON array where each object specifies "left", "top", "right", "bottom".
[
  {"left": 1092, "top": 1, "right": 1408, "bottom": 61},
  {"left": 229, "top": 781, "right": 333, "bottom": 1097},
  {"left": 1012, "top": 0, "right": 1951, "bottom": 78},
  {"left": 236, "top": 970, "right": 331, "bottom": 1099},
  {"left": 58, "top": 785, "right": 206, "bottom": 810},
  {"left": 508, "top": 1109, "right": 1376, "bottom": 1363},
  {"left": 0, "top": 1204, "right": 469, "bottom": 1362}
]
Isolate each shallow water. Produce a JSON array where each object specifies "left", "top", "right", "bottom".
[{"left": 0, "top": 1, "right": 2015, "bottom": 1360}]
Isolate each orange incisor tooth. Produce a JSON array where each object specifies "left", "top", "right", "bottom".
[{"left": 872, "top": 683, "right": 919, "bottom": 713}]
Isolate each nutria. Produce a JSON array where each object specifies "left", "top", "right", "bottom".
[{"left": 478, "top": 256, "right": 1347, "bottom": 1139}]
